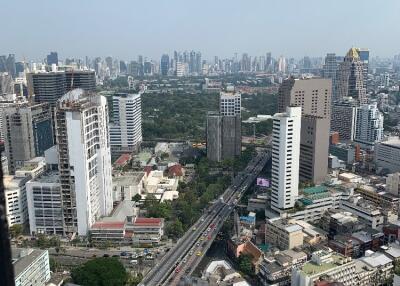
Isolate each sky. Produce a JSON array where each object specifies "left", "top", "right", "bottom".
[{"left": 1, "top": 0, "right": 399, "bottom": 61}]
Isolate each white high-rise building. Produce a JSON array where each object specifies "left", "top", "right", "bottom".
[
  {"left": 55, "top": 89, "right": 113, "bottom": 235},
  {"left": 271, "top": 106, "right": 302, "bottom": 211},
  {"left": 354, "top": 102, "right": 383, "bottom": 148},
  {"left": 219, "top": 89, "right": 241, "bottom": 116},
  {"left": 110, "top": 93, "right": 142, "bottom": 158}
]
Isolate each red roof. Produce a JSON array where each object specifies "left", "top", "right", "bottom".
[
  {"left": 114, "top": 154, "right": 131, "bottom": 166},
  {"left": 134, "top": 217, "right": 162, "bottom": 226},
  {"left": 91, "top": 221, "right": 125, "bottom": 229},
  {"left": 168, "top": 164, "right": 183, "bottom": 177}
]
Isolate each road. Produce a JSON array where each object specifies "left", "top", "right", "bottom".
[{"left": 139, "top": 150, "right": 271, "bottom": 286}]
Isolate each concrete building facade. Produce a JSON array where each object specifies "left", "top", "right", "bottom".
[
  {"left": 354, "top": 103, "right": 383, "bottom": 148},
  {"left": 271, "top": 106, "right": 301, "bottom": 210},
  {"left": 109, "top": 93, "right": 142, "bottom": 158},
  {"left": 55, "top": 89, "right": 113, "bottom": 235}
]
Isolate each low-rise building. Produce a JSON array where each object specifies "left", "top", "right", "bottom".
[
  {"left": 375, "top": 137, "right": 400, "bottom": 173},
  {"left": 130, "top": 217, "right": 164, "bottom": 245},
  {"left": 358, "top": 251, "right": 393, "bottom": 284},
  {"left": 12, "top": 248, "right": 51, "bottom": 286},
  {"left": 112, "top": 172, "right": 145, "bottom": 202},
  {"left": 339, "top": 198, "right": 385, "bottom": 229},
  {"left": 265, "top": 218, "right": 303, "bottom": 250},
  {"left": 26, "top": 171, "right": 63, "bottom": 235},
  {"left": 258, "top": 249, "right": 307, "bottom": 286},
  {"left": 4, "top": 175, "right": 30, "bottom": 227},
  {"left": 292, "top": 250, "right": 357, "bottom": 286}
]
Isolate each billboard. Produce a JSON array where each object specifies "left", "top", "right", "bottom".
[{"left": 256, "top": 178, "right": 270, "bottom": 187}]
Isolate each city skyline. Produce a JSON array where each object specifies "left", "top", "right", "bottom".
[{"left": 2, "top": 0, "right": 400, "bottom": 60}]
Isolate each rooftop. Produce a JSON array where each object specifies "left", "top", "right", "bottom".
[
  {"left": 12, "top": 248, "right": 48, "bottom": 278},
  {"left": 113, "top": 172, "right": 145, "bottom": 186},
  {"left": 301, "top": 254, "right": 348, "bottom": 275},
  {"left": 30, "top": 171, "right": 60, "bottom": 184}
]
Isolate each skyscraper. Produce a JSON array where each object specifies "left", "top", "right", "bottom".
[
  {"left": 110, "top": 93, "right": 142, "bottom": 158},
  {"left": 55, "top": 89, "right": 113, "bottom": 235},
  {"left": 336, "top": 48, "right": 367, "bottom": 104},
  {"left": 27, "top": 71, "right": 67, "bottom": 105},
  {"left": 46, "top": 52, "right": 58, "bottom": 66},
  {"left": 354, "top": 102, "right": 383, "bottom": 148},
  {"left": 206, "top": 112, "right": 241, "bottom": 162},
  {"left": 160, "top": 54, "right": 170, "bottom": 76},
  {"left": 271, "top": 106, "right": 302, "bottom": 211},
  {"left": 278, "top": 78, "right": 331, "bottom": 184},
  {"left": 277, "top": 56, "right": 286, "bottom": 73},
  {"left": 65, "top": 70, "right": 96, "bottom": 91},
  {"left": 330, "top": 100, "right": 357, "bottom": 141},
  {"left": 323, "top": 53, "right": 339, "bottom": 102},
  {"left": 2, "top": 102, "right": 53, "bottom": 173}
]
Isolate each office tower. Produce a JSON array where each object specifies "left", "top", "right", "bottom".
[
  {"left": 128, "top": 61, "right": 139, "bottom": 76},
  {"left": 6, "top": 54, "right": 16, "bottom": 78},
  {"left": 323, "top": 53, "right": 339, "bottom": 102},
  {"left": 15, "top": 62, "right": 25, "bottom": 75},
  {"left": 119, "top": 61, "right": 127, "bottom": 74},
  {"left": 206, "top": 112, "right": 241, "bottom": 162},
  {"left": 55, "top": 89, "right": 113, "bottom": 235},
  {"left": 336, "top": 48, "right": 367, "bottom": 104},
  {"left": 299, "top": 115, "right": 330, "bottom": 183},
  {"left": 266, "top": 52, "right": 272, "bottom": 69},
  {"left": 354, "top": 102, "right": 383, "bottom": 148},
  {"left": 278, "top": 78, "right": 331, "bottom": 184},
  {"left": 176, "top": 62, "right": 188, "bottom": 77},
  {"left": 330, "top": 98, "right": 357, "bottom": 141},
  {"left": 271, "top": 107, "right": 301, "bottom": 211},
  {"left": 110, "top": 93, "right": 142, "bottom": 158},
  {"left": 46, "top": 52, "right": 58, "bottom": 65},
  {"left": 357, "top": 48, "right": 369, "bottom": 89},
  {"left": 189, "top": 50, "right": 196, "bottom": 74},
  {"left": 160, "top": 54, "right": 170, "bottom": 76},
  {"left": 241, "top": 53, "right": 251, "bottom": 72},
  {"left": 27, "top": 70, "right": 96, "bottom": 105},
  {"left": 2, "top": 102, "right": 53, "bottom": 173},
  {"left": 219, "top": 89, "right": 241, "bottom": 116},
  {"left": 143, "top": 61, "right": 152, "bottom": 75},
  {"left": 0, "top": 55, "right": 6, "bottom": 72},
  {"left": 138, "top": 55, "right": 144, "bottom": 76},
  {"left": 65, "top": 70, "right": 96, "bottom": 91},
  {"left": 27, "top": 71, "right": 66, "bottom": 105},
  {"left": 0, "top": 73, "right": 13, "bottom": 94},
  {"left": 105, "top": 56, "right": 113, "bottom": 71},
  {"left": 196, "top": 52, "right": 202, "bottom": 74},
  {"left": 277, "top": 56, "right": 286, "bottom": 73}
]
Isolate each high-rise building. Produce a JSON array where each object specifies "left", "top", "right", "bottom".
[
  {"left": 195, "top": 52, "right": 202, "bottom": 74},
  {"left": 219, "top": 89, "right": 241, "bottom": 116},
  {"left": 6, "top": 54, "right": 16, "bottom": 78},
  {"left": 278, "top": 78, "right": 331, "bottom": 184},
  {"left": 2, "top": 102, "right": 53, "bottom": 173},
  {"left": 46, "top": 52, "right": 58, "bottom": 66},
  {"left": 336, "top": 48, "right": 367, "bottom": 104},
  {"left": 357, "top": 48, "right": 369, "bottom": 89},
  {"left": 323, "top": 53, "right": 339, "bottom": 102},
  {"left": 27, "top": 70, "right": 96, "bottom": 106},
  {"left": 0, "top": 72, "right": 13, "bottom": 94},
  {"left": 65, "top": 70, "right": 96, "bottom": 91},
  {"left": 160, "top": 54, "right": 170, "bottom": 76},
  {"left": 109, "top": 93, "right": 142, "bottom": 158},
  {"left": 277, "top": 56, "right": 286, "bottom": 73},
  {"left": 55, "top": 89, "right": 113, "bottom": 235},
  {"left": 206, "top": 112, "right": 241, "bottom": 162},
  {"left": 27, "top": 71, "right": 66, "bottom": 105},
  {"left": 354, "top": 103, "right": 383, "bottom": 148},
  {"left": 330, "top": 100, "right": 357, "bottom": 141},
  {"left": 271, "top": 107, "right": 302, "bottom": 211}
]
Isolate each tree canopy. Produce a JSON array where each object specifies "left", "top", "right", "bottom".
[{"left": 71, "top": 257, "right": 128, "bottom": 286}]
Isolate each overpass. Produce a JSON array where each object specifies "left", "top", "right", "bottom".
[{"left": 139, "top": 150, "right": 271, "bottom": 286}]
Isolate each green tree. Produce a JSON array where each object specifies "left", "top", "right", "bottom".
[
  {"left": 238, "top": 253, "right": 253, "bottom": 276},
  {"left": 166, "top": 220, "right": 184, "bottom": 239},
  {"left": 9, "top": 224, "right": 23, "bottom": 238},
  {"left": 128, "top": 273, "right": 143, "bottom": 286},
  {"left": 49, "top": 257, "right": 61, "bottom": 272},
  {"left": 71, "top": 257, "right": 128, "bottom": 286},
  {"left": 132, "top": 194, "right": 142, "bottom": 202}
]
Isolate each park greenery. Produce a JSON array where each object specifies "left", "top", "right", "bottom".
[
  {"left": 141, "top": 91, "right": 277, "bottom": 141},
  {"left": 71, "top": 257, "right": 128, "bottom": 286},
  {"left": 144, "top": 147, "right": 256, "bottom": 239},
  {"left": 238, "top": 253, "right": 254, "bottom": 276}
]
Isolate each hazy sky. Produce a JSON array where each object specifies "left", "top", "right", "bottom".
[{"left": 2, "top": 0, "right": 399, "bottom": 61}]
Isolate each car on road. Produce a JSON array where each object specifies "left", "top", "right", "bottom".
[
  {"left": 196, "top": 242, "right": 200, "bottom": 246},
  {"left": 103, "top": 254, "right": 110, "bottom": 257},
  {"left": 120, "top": 251, "right": 128, "bottom": 256},
  {"left": 185, "top": 268, "right": 191, "bottom": 274},
  {"left": 183, "top": 258, "right": 187, "bottom": 263},
  {"left": 192, "top": 227, "right": 197, "bottom": 231},
  {"left": 189, "top": 250, "right": 193, "bottom": 256},
  {"left": 196, "top": 251, "right": 202, "bottom": 256},
  {"left": 175, "top": 267, "right": 180, "bottom": 273},
  {"left": 130, "top": 260, "right": 138, "bottom": 265}
]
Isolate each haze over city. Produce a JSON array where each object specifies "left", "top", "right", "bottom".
[{"left": 2, "top": 0, "right": 400, "bottom": 60}]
